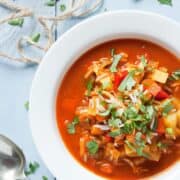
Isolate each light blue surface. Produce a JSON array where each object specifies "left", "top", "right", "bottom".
[{"left": 0, "top": 0, "right": 180, "bottom": 179}]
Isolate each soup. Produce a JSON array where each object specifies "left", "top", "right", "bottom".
[{"left": 56, "top": 39, "right": 180, "bottom": 180}]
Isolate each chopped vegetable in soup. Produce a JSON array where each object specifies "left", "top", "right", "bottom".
[{"left": 56, "top": 39, "right": 180, "bottom": 180}]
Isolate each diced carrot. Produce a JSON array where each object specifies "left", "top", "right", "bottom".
[
  {"left": 126, "top": 134, "right": 135, "bottom": 143},
  {"left": 148, "top": 83, "right": 162, "bottom": 96},
  {"left": 99, "top": 163, "right": 113, "bottom": 174},
  {"left": 96, "top": 115, "right": 105, "bottom": 122},
  {"left": 80, "top": 135, "right": 89, "bottom": 157},
  {"left": 91, "top": 126, "right": 103, "bottom": 135},
  {"left": 155, "top": 90, "right": 169, "bottom": 100},
  {"left": 156, "top": 118, "right": 165, "bottom": 134},
  {"left": 142, "top": 79, "right": 162, "bottom": 96},
  {"left": 142, "top": 79, "right": 155, "bottom": 89}
]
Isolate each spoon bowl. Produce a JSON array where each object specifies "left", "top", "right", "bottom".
[{"left": 0, "top": 135, "right": 26, "bottom": 180}]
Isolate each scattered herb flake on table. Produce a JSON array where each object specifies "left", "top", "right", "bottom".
[
  {"left": 158, "top": 0, "right": 172, "bottom": 6},
  {"left": 60, "top": 4, "right": 66, "bottom": 12},
  {"left": 25, "top": 161, "right": 40, "bottom": 176},
  {"left": 31, "top": 33, "right": 41, "bottom": 43},
  {"left": 45, "top": 0, "right": 56, "bottom": 6},
  {"left": 8, "top": 18, "right": 24, "bottom": 27}
]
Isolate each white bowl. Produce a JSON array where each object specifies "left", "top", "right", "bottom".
[{"left": 29, "top": 11, "right": 180, "bottom": 180}]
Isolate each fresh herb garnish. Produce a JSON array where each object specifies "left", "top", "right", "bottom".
[
  {"left": 86, "top": 80, "right": 93, "bottom": 96},
  {"left": 140, "top": 55, "right": 147, "bottom": 68},
  {"left": 25, "top": 161, "right": 40, "bottom": 176},
  {"left": 109, "top": 129, "right": 121, "bottom": 137},
  {"left": 110, "top": 48, "right": 115, "bottom": 57},
  {"left": 45, "top": 0, "right": 56, "bottom": 6},
  {"left": 168, "top": 69, "right": 180, "bottom": 81},
  {"left": 24, "top": 101, "right": 29, "bottom": 111},
  {"left": 123, "top": 120, "right": 135, "bottom": 134},
  {"left": 67, "top": 116, "right": 79, "bottom": 134},
  {"left": 124, "top": 106, "right": 138, "bottom": 119},
  {"left": 161, "top": 99, "right": 174, "bottom": 116},
  {"left": 86, "top": 140, "right": 99, "bottom": 155},
  {"left": 8, "top": 18, "right": 24, "bottom": 27},
  {"left": 108, "top": 118, "right": 122, "bottom": 128},
  {"left": 118, "top": 71, "right": 136, "bottom": 91},
  {"left": 158, "top": 0, "right": 172, "bottom": 6},
  {"left": 110, "top": 54, "right": 122, "bottom": 73},
  {"left": 145, "top": 105, "right": 155, "bottom": 120},
  {"left": 31, "top": 33, "right": 41, "bottom": 42},
  {"left": 60, "top": 4, "right": 66, "bottom": 12}
]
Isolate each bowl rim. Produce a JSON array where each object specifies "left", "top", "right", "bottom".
[{"left": 29, "top": 10, "right": 180, "bottom": 180}]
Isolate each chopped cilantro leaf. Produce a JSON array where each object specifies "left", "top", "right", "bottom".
[
  {"left": 86, "top": 80, "right": 93, "bottom": 96},
  {"left": 67, "top": 116, "right": 79, "bottom": 134},
  {"left": 110, "top": 48, "right": 115, "bottom": 57},
  {"left": 161, "top": 99, "right": 174, "bottom": 116},
  {"left": 86, "top": 140, "right": 99, "bottom": 155},
  {"left": 109, "top": 129, "right": 121, "bottom": 137},
  {"left": 140, "top": 55, "right": 147, "bottom": 68},
  {"left": 124, "top": 106, "right": 138, "bottom": 119},
  {"left": 169, "top": 69, "right": 180, "bottom": 81},
  {"left": 123, "top": 120, "right": 135, "bottom": 134},
  {"left": 110, "top": 54, "right": 122, "bottom": 72},
  {"left": 108, "top": 118, "right": 122, "bottom": 128}
]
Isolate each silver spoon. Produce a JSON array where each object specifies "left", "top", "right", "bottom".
[{"left": 0, "top": 134, "right": 26, "bottom": 180}]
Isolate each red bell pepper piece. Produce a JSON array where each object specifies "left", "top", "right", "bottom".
[
  {"left": 156, "top": 118, "right": 165, "bottom": 134},
  {"left": 114, "top": 70, "right": 128, "bottom": 89},
  {"left": 155, "top": 90, "right": 169, "bottom": 100},
  {"left": 104, "top": 134, "right": 113, "bottom": 142}
]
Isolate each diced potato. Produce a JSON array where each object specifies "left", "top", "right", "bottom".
[
  {"left": 163, "top": 112, "right": 180, "bottom": 137},
  {"left": 124, "top": 144, "right": 137, "bottom": 157},
  {"left": 144, "top": 144, "right": 161, "bottom": 162},
  {"left": 105, "top": 143, "right": 125, "bottom": 162},
  {"left": 163, "top": 112, "right": 177, "bottom": 130},
  {"left": 152, "top": 69, "right": 169, "bottom": 83}
]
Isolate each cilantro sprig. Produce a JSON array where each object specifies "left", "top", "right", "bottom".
[
  {"left": 67, "top": 116, "right": 79, "bottom": 134},
  {"left": 86, "top": 140, "right": 99, "bottom": 155}
]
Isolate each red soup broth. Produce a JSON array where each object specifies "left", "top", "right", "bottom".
[{"left": 56, "top": 39, "right": 180, "bottom": 180}]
